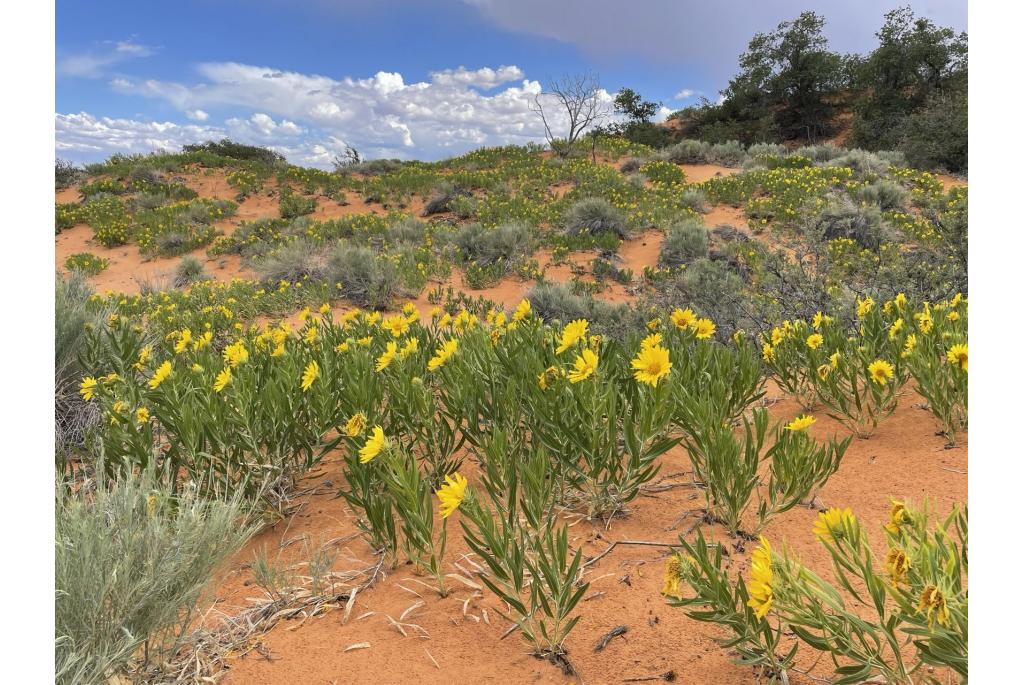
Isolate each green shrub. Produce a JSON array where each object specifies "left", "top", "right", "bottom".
[
  {"left": 706, "top": 140, "right": 747, "bottom": 167},
  {"left": 652, "top": 258, "right": 746, "bottom": 338},
  {"left": 55, "top": 470, "right": 255, "bottom": 685},
  {"left": 809, "top": 195, "right": 891, "bottom": 249},
  {"left": 679, "top": 188, "right": 708, "bottom": 213},
  {"left": 619, "top": 157, "right": 645, "bottom": 173},
  {"left": 854, "top": 180, "right": 909, "bottom": 211},
  {"left": 796, "top": 143, "right": 843, "bottom": 162},
  {"left": 455, "top": 221, "right": 533, "bottom": 267},
  {"left": 346, "top": 158, "right": 405, "bottom": 175},
  {"left": 173, "top": 255, "right": 208, "bottom": 287},
  {"left": 564, "top": 198, "right": 628, "bottom": 239},
  {"left": 56, "top": 273, "right": 104, "bottom": 463},
  {"left": 255, "top": 240, "right": 328, "bottom": 285},
  {"left": 64, "top": 253, "right": 109, "bottom": 276},
  {"left": 423, "top": 182, "right": 472, "bottom": 215},
  {"left": 279, "top": 187, "right": 318, "bottom": 219},
  {"left": 661, "top": 139, "right": 711, "bottom": 164},
  {"left": 639, "top": 160, "right": 686, "bottom": 185},
  {"left": 56, "top": 203, "right": 83, "bottom": 233},
  {"left": 829, "top": 149, "right": 891, "bottom": 176},
  {"left": 659, "top": 217, "right": 709, "bottom": 268},
  {"left": 327, "top": 244, "right": 400, "bottom": 309},
  {"left": 527, "top": 282, "right": 644, "bottom": 339},
  {"left": 182, "top": 138, "right": 285, "bottom": 165},
  {"left": 898, "top": 93, "right": 967, "bottom": 173}
]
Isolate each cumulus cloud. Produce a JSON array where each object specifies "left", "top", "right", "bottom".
[
  {"left": 186, "top": 109, "right": 209, "bottom": 121},
  {"left": 58, "top": 39, "right": 155, "bottom": 79},
  {"left": 674, "top": 89, "right": 695, "bottom": 100},
  {"left": 81, "top": 61, "right": 613, "bottom": 163}
]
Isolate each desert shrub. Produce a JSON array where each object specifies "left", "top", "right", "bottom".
[
  {"left": 652, "top": 258, "right": 746, "bottom": 338},
  {"left": 328, "top": 244, "right": 400, "bottom": 309},
  {"left": 747, "top": 143, "right": 788, "bottom": 159},
  {"left": 448, "top": 194, "right": 477, "bottom": 219},
  {"left": 56, "top": 203, "right": 83, "bottom": 233},
  {"left": 137, "top": 272, "right": 176, "bottom": 297},
  {"left": 64, "top": 253, "right": 109, "bottom": 276},
  {"left": 564, "top": 198, "right": 628, "bottom": 239},
  {"left": 619, "top": 157, "right": 645, "bottom": 173},
  {"left": 423, "top": 182, "right": 472, "bottom": 215},
  {"left": 127, "top": 165, "right": 165, "bottom": 186},
  {"left": 56, "top": 273, "right": 104, "bottom": 463},
  {"left": 182, "top": 138, "right": 284, "bottom": 165},
  {"left": 639, "top": 160, "right": 686, "bottom": 185},
  {"left": 346, "top": 158, "right": 405, "bottom": 175},
  {"left": 796, "top": 143, "right": 843, "bottom": 162},
  {"left": 279, "top": 187, "right": 318, "bottom": 219},
  {"left": 135, "top": 199, "right": 235, "bottom": 257},
  {"left": 854, "top": 180, "right": 909, "bottom": 211},
  {"left": 678, "top": 188, "right": 708, "bottom": 213},
  {"left": 527, "top": 282, "right": 644, "bottom": 339},
  {"left": 130, "top": 192, "right": 172, "bottom": 212},
  {"left": 55, "top": 470, "right": 254, "bottom": 685},
  {"left": 659, "top": 217, "right": 709, "bottom": 268},
  {"left": 661, "top": 139, "right": 711, "bottom": 164},
  {"left": 255, "top": 240, "right": 328, "bottom": 285},
  {"left": 829, "top": 149, "right": 891, "bottom": 176},
  {"left": 56, "top": 158, "right": 83, "bottom": 190},
  {"left": 386, "top": 216, "right": 428, "bottom": 245},
  {"left": 808, "top": 195, "right": 891, "bottom": 250},
  {"left": 455, "top": 221, "right": 533, "bottom": 266},
  {"left": 173, "top": 256, "right": 208, "bottom": 288},
  {"left": 706, "top": 140, "right": 747, "bottom": 167}
]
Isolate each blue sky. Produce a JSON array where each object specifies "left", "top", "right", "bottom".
[{"left": 56, "top": 0, "right": 967, "bottom": 167}]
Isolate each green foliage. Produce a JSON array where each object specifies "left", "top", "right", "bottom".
[
  {"left": 55, "top": 470, "right": 254, "bottom": 685},
  {"left": 659, "top": 217, "right": 709, "bottom": 268},
  {"left": 64, "top": 253, "right": 109, "bottom": 276},
  {"left": 173, "top": 255, "right": 209, "bottom": 287},
  {"left": 182, "top": 138, "right": 286, "bottom": 165},
  {"left": 564, "top": 197, "right": 628, "bottom": 239},
  {"left": 327, "top": 244, "right": 400, "bottom": 309},
  {"left": 279, "top": 187, "right": 318, "bottom": 219}
]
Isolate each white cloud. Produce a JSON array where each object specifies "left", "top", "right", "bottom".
[
  {"left": 58, "top": 40, "right": 155, "bottom": 79},
  {"left": 674, "top": 89, "right": 695, "bottom": 100},
  {"left": 94, "top": 61, "right": 614, "bottom": 163},
  {"left": 186, "top": 109, "right": 209, "bottom": 121},
  {"left": 55, "top": 112, "right": 225, "bottom": 153}
]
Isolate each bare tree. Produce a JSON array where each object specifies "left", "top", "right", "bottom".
[
  {"left": 332, "top": 144, "right": 362, "bottom": 172},
  {"left": 530, "top": 71, "right": 608, "bottom": 157}
]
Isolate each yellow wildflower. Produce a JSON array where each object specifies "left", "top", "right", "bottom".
[{"left": 437, "top": 472, "right": 468, "bottom": 518}]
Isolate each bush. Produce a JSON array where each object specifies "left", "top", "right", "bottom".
[
  {"left": 679, "top": 188, "right": 708, "bottom": 213},
  {"left": 706, "top": 140, "right": 747, "bottom": 167},
  {"left": 327, "top": 244, "right": 400, "bottom": 309},
  {"left": 619, "top": 157, "right": 645, "bottom": 173},
  {"left": 564, "top": 198, "right": 628, "bottom": 239},
  {"left": 808, "top": 195, "right": 891, "bottom": 250},
  {"left": 652, "top": 258, "right": 746, "bottom": 338},
  {"left": 829, "top": 149, "right": 891, "bottom": 176},
  {"left": 56, "top": 273, "right": 104, "bottom": 463},
  {"left": 55, "top": 470, "right": 254, "bottom": 685},
  {"left": 182, "top": 138, "right": 285, "bottom": 166},
  {"left": 423, "top": 183, "right": 472, "bottom": 216},
  {"left": 796, "top": 143, "right": 843, "bottom": 163},
  {"left": 854, "top": 180, "right": 909, "bottom": 211},
  {"left": 898, "top": 93, "right": 967, "bottom": 173},
  {"left": 345, "top": 158, "right": 405, "bottom": 176},
  {"left": 527, "top": 282, "right": 644, "bottom": 340},
  {"left": 659, "top": 217, "right": 709, "bottom": 268},
  {"left": 639, "top": 160, "right": 686, "bottom": 185},
  {"left": 386, "top": 217, "right": 428, "bottom": 245},
  {"left": 279, "top": 187, "right": 317, "bottom": 219},
  {"left": 661, "top": 139, "right": 711, "bottom": 164},
  {"left": 64, "top": 253, "right": 109, "bottom": 276},
  {"left": 747, "top": 143, "right": 789, "bottom": 159},
  {"left": 455, "top": 221, "right": 533, "bottom": 266},
  {"left": 255, "top": 240, "right": 328, "bottom": 285},
  {"left": 56, "top": 158, "right": 83, "bottom": 191},
  {"left": 127, "top": 165, "right": 165, "bottom": 186},
  {"left": 174, "top": 256, "right": 208, "bottom": 287}
]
